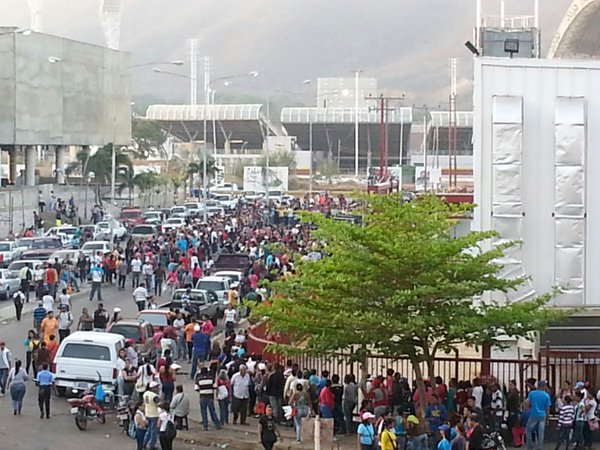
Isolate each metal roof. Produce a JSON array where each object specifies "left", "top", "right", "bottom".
[
  {"left": 281, "top": 107, "right": 412, "bottom": 124},
  {"left": 429, "top": 111, "right": 473, "bottom": 128},
  {"left": 146, "top": 104, "right": 264, "bottom": 122}
]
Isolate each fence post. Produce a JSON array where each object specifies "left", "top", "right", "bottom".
[
  {"left": 454, "top": 349, "right": 460, "bottom": 381},
  {"left": 544, "top": 341, "right": 550, "bottom": 383}
]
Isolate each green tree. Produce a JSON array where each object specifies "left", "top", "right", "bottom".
[
  {"left": 131, "top": 119, "right": 167, "bottom": 160},
  {"left": 66, "top": 144, "right": 133, "bottom": 204},
  {"left": 187, "top": 159, "right": 220, "bottom": 189},
  {"left": 255, "top": 195, "right": 566, "bottom": 410},
  {"left": 117, "top": 168, "right": 160, "bottom": 205},
  {"left": 317, "top": 158, "right": 339, "bottom": 184}
]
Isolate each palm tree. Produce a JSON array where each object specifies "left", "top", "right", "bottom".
[
  {"left": 66, "top": 144, "right": 133, "bottom": 205},
  {"left": 118, "top": 169, "right": 160, "bottom": 206},
  {"left": 187, "top": 159, "right": 220, "bottom": 194}
]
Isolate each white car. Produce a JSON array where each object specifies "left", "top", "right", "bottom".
[
  {"left": 142, "top": 211, "right": 162, "bottom": 225},
  {"left": 80, "top": 241, "right": 113, "bottom": 258},
  {"left": 206, "top": 206, "right": 225, "bottom": 217},
  {"left": 184, "top": 202, "right": 204, "bottom": 217},
  {"left": 262, "top": 190, "right": 284, "bottom": 203},
  {"left": 212, "top": 183, "right": 239, "bottom": 193},
  {"left": 55, "top": 332, "right": 125, "bottom": 396},
  {"left": 213, "top": 194, "right": 238, "bottom": 210},
  {"left": 0, "top": 269, "right": 21, "bottom": 300},
  {"left": 45, "top": 226, "right": 79, "bottom": 240},
  {"left": 195, "top": 276, "right": 232, "bottom": 305},
  {"left": 0, "top": 241, "right": 20, "bottom": 267},
  {"left": 96, "top": 219, "right": 127, "bottom": 240},
  {"left": 170, "top": 206, "right": 189, "bottom": 219},
  {"left": 241, "top": 191, "right": 263, "bottom": 201},
  {"left": 48, "top": 249, "right": 80, "bottom": 265},
  {"left": 213, "top": 270, "right": 244, "bottom": 283},
  {"left": 161, "top": 217, "right": 187, "bottom": 233}
]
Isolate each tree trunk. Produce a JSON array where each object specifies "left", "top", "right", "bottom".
[{"left": 411, "top": 357, "right": 428, "bottom": 416}]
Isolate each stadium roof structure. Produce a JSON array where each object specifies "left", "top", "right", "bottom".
[
  {"left": 281, "top": 106, "right": 413, "bottom": 169},
  {"left": 426, "top": 111, "right": 473, "bottom": 156},
  {"left": 549, "top": 0, "right": 600, "bottom": 59},
  {"left": 145, "top": 104, "right": 272, "bottom": 150}
]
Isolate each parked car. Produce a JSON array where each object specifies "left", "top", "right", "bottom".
[
  {"left": 54, "top": 331, "right": 125, "bottom": 396},
  {"left": 170, "top": 206, "right": 189, "bottom": 219},
  {"left": 20, "top": 237, "right": 63, "bottom": 261},
  {"left": 213, "top": 270, "right": 244, "bottom": 283},
  {"left": 183, "top": 202, "right": 204, "bottom": 218},
  {"left": 241, "top": 191, "right": 263, "bottom": 202},
  {"left": 47, "top": 249, "right": 80, "bottom": 265},
  {"left": 160, "top": 288, "right": 221, "bottom": 323},
  {"left": 142, "top": 211, "right": 162, "bottom": 225},
  {"left": 0, "top": 269, "right": 22, "bottom": 300},
  {"left": 107, "top": 320, "right": 156, "bottom": 362},
  {"left": 96, "top": 219, "right": 127, "bottom": 240},
  {"left": 7, "top": 260, "right": 44, "bottom": 279},
  {"left": 212, "top": 254, "right": 252, "bottom": 273},
  {"left": 206, "top": 207, "right": 225, "bottom": 217},
  {"left": 119, "top": 207, "right": 143, "bottom": 228},
  {"left": 130, "top": 224, "right": 158, "bottom": 241},
  {"left": 0, "top": 241, "right": 21, "bottom": 267},
  {"left": 15, "top": 237, "right": 34, "bottom": 255},
  {"left": 45, "top": 226, "right": 79, "bottom": 240},
  {"left": 195, "top": 276, "right": 232, "bottom": 306},
  {"left": 136, "top": 310, "right": 172, "bottom": 332},
  {"left": 161, "top": 217, "right": 187, "bottom": 233},
  {"left": 212, "top": 182, "right": 239, "bottom": 193},
  {"left": 80, "top": 241, "right": 113, "bottom": 258},
  {"left": 262, "top": 190, "right": 284, "bottom": 203},
  {"left": 213, "top": 194, "right": 238, "bottom": 210}
]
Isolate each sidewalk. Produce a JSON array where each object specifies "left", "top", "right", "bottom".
[{"left": 176, "top": 419, "right": 356, "bottom": 450}]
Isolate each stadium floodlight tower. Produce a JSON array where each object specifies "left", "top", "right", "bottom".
[
  {"left": 28, "top": 0, "right": 42, "bottom": 32},
  {"left": 475, "top": 0, "right": 540, "bottom": 58},
  {"left": 100, "top": 0, "right": 123, "bottom": 50}
]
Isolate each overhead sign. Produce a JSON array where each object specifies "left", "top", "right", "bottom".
[{"left": 243, "top": 166, "right": 289, "bottom": 192}]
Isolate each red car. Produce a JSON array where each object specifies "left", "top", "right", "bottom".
[{"left": 135, "top": 310, "right": 172, "bottom": 332}]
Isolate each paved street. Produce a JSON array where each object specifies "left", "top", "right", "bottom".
[{"left": 0, "top": 281, "right": 209, "bottom": 450}]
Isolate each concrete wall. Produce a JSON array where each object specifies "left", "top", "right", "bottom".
[{"left": 0, "top": 31, "right": 131, "bottom": 146}]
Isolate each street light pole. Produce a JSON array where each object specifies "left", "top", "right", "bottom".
[{"left": 354, "top": 70, "right": 362, "bottom": 177}]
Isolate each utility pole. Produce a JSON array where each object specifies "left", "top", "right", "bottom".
[
  {"left": 448, "top": 58, "right": 459, "bottom": 190},
  {"left": 365, "top": 95, "right": 405, "bottom": 180}
]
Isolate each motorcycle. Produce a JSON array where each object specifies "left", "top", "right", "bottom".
[
  {"left": 482, "top": 431, "right": 507, "bottom": 450},
  {"left": 67, "top": 374, "right": 107, "bottom": 431}
]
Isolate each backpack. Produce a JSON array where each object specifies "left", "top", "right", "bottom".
[
  {"left": 127, "top": 420, "right": 136, "bottom": 439},
  {"left": 164, "top": 418, "right": 177, "bottom": 440}
]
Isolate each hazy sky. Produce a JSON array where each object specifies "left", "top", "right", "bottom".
[{"left": 1, "top": 0, "right": 573, "bottom": 107}]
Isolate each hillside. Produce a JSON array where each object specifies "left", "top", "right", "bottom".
[{"left": 1, "top": 0, "right": 573, "bottom": 107}]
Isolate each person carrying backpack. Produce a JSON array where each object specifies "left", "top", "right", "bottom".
[{"left": 158, "top": 401, "right": 176, "bottom": 450}]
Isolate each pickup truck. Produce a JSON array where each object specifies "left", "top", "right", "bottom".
[
  {"left": 159, "top": 289, "right": 221, "bottom": 324},
  {"left": 211, "top": 253, "right": 251, "bottom": 274}
]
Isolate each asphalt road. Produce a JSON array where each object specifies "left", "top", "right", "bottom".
[{"left": 0, "top": 281, "right": 211, "bottom": 450}]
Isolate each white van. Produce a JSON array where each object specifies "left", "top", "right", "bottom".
[{"left": 54, "top": 331, "right": 125, "bottom": 396}]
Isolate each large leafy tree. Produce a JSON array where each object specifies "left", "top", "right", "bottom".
[
  {"left": 255, "top": 195, "right": 566, "bottom": 409},
  {"left": 187, "top": 159, "right": 220, "bottom": 190},
  {"left": 131, "top": 119, "right": 167, "bottom": 160}
]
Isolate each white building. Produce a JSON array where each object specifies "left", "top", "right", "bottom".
[{"left": 473, "top": 56, "right": 600, "bottom": 351}]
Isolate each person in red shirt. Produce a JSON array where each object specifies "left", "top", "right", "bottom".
[
  {"left": 319, "top": 379, "right": 335, "bottom": 419},
  {"left": 44, "top": 264, "right": 58, "bottom": 298}
]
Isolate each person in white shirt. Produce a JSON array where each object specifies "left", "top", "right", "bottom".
[
  {"left": 223, "top": 304, "right": 237, "bottom": 333},
  {"left": 131, "top": 257, "right": 142, "bottom": 289},
  {"left": 42, "top": 293, "right": 54, "bottom": 313},
  {"left": 472, "top": 378, "right": 484, "bottom": 409},
  {"left": 230, "top": 365, "right": 251, "bottom": 425},
  {"left": 143, "top": 261, "right": 154, "bottom": 290},
  {"left": 133, "top": 283, "right": 148, "bottom": 312},
  {"left": 58, "top": 289, "right": 71, "bottom": 311},
  {"left": 172, "top": 313, "right": 186, "bottom": 361},
  {"left": 57, "top": 305, "right": 73, "bottom": 342},
  {"left": 157, "top": 403, "right": 175, "bottom": 449}
]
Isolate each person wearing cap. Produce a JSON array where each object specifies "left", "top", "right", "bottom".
[
  {"left": 190, "top": 324, "right": 210, "bottom": 380},
  {"left": 525, "top": 380, "right": 551, "bottom": 450},
  {"left": 358, "top": 411, "right": 377, "bottom": 450},
  {"left": 437, "top": 424, "right": 451, "bottom": 450},
  {"left": 143, "top": 381, "right": 161, "bottom": 450}
]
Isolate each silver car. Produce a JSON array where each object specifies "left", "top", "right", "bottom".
[{"left": 0, "top": 269, "right": 22, "bottom": 300}]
